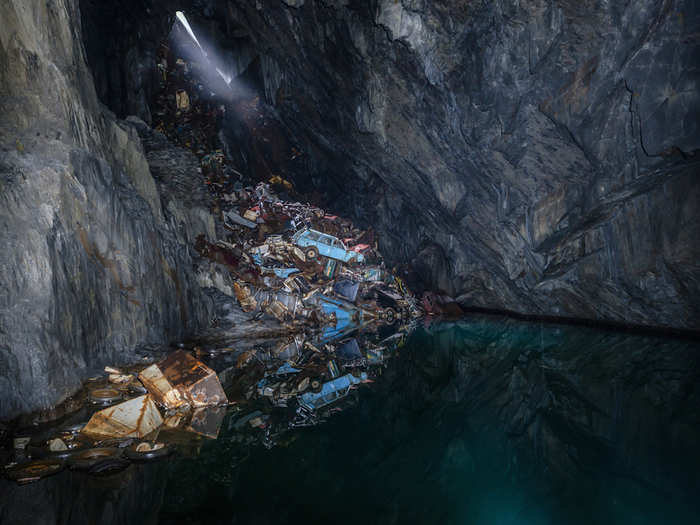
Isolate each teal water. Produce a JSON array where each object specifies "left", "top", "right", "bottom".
[{"left": 2, "top": 316, "right": 699, "bottom": 524}]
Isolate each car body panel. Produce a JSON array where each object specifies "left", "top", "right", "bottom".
[{"left": 292, "top": 228, "right": 365, "bottom": 264}]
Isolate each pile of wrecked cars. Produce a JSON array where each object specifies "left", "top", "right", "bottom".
[
  {"left": 204, "top": 180, "right": 422, "bottom": 329},
  {"left": 2, "top": 43, "right": 426, "bottom": 484},
  {"left": 3, "top": 325, "right": 411, "bottom": 484},
  {"left": 229, "top": 327, "right": 410, "bottom": 449},
  {"left": 3, "top": 138, "right": 423, "bottom": 488}
]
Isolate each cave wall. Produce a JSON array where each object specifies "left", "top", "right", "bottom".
[
  {"left": 79, "top": 0, "right": 174, "bottom": 125},
  {"left": 0, "top": 0, "right": 214, "bottom": 419},
  {"left": 73, "top": 0, "right": 700, "bottom": 330},
  {"left": 222, "top": 0, "right": 699, "bottom": 329}
]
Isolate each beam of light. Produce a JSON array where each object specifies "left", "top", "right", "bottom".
[
  {"left": 216, "top": 67, "right": 232, "bottom": 86},
  {"left": 175, "top": 11, "right": 206, "bottom": 57},
  {"left": 175, "top": 10, "right": 232, "bottom": 87}
]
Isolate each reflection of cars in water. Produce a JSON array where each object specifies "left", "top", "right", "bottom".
[
  {"left": 298, "top": 372, "right": 367, "bottom": 411},
  {"left": 292, "top": 228, "right": 365, "bottom": 264}
]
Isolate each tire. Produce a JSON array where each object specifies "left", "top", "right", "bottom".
[
  {"left": 305, "top": 247, "right": 318, "bottom": 260},
  {"left": 61, "top": 422, "right": 87, "bottom": 434},
  {"left": 88, "top": 388, "right": 122, "bottom": 405},
  {"left": 4, "top": 459, "right": 65, "bottom": 484},
  {"left": 27, "top": 444, "right": 84, "bottom": 461},
  {"left": 87, "top": 457, "right": 131, "bottom": 476},
  {"left": 68, "top": 448, "right": 123, "bottom": 471},
  {"left": 124, "top": 443, "right": 173, "bottom": 462}
]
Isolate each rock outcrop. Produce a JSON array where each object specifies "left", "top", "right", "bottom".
[
  {"left": 76, "top": 0, "right": 700, "bottom": 329},
  {"left": 222, "top": 0, "right": 700, "bottom": 329},
  {"left": 0, "top": 1, "right": 214, "bottom": 418}
]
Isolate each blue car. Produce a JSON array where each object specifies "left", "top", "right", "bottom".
[
  {"left": 292, "top": 228, "right": 365, "bottom": 264},
  {"left": 298, "top": 372, "right": 367, "bottom": 411}
]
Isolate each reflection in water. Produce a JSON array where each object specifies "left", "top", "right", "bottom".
[{"left": 1, "top": 316, "right": 699, "bottom": 524}]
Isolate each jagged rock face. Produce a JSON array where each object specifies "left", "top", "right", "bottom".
[
  {"left": 78, "top": 0, "right": 700, "bottom": 329},
  {"left": 0, "top": 0, "right": 214, "bottom": 418},
  {"left": 222, "top": 0, "right": 700, "bottom": 328}
]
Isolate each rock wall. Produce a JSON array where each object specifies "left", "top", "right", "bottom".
[
  {"left": 76, "top": 0, "right": 700, "bottom": 330},
  {"left": 223, "top": 0, "right": 699, "bottom": 329},
  {"left": 0, "top": 0, "right": 214, "bottom": 419}
]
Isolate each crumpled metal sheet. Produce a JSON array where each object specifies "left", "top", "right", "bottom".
[
  {"left": 81, "top": 395, "right": 163, "bottom": 438},
  {"left": 138, "top": 350, "right": 228, "bottom": 409}
]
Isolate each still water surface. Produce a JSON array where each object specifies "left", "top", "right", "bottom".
[{"left": 1, "top": 316, "right": 698, "bottom": 524}]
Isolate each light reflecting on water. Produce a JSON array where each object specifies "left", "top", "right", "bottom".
[{"left": 1, "top": 316, "right": 698, "bottom": 525}]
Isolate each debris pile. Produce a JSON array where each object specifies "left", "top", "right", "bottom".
[
  {"left": 150, "top": 36, "right": 421, "bottom": 328},
  {"left": 1, "top": 34, "right": 425, "bottom": 485},
  {"left": 138, "top": 350, "right": 228, "bottom": 409},
  {"left": 198, "top": 179, "right": 422, "bottom": 330},
  {"left": 2, "top": 326, "right": 411, "bottom": 483},
  {"left": 201, "top": 326, "right": 411, "bottom": 449}
]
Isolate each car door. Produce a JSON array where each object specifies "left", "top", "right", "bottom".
[
  {"left": 328, "top": 238, "right": 345, "bottom": 261},
  {"left": 318, "top": 235, "right": 333, "bottom": 258}
]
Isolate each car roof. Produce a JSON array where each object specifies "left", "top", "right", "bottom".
[{"left": 307, "top": 228, "right": 334, "bottom": 239}]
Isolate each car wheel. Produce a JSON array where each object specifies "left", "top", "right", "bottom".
[
  {"left": 87, "top": 388, "right": 122, "bottom": 405},
  {"left": 124, "top": 442, "right": 173, "bottom": 462},
  {"left": 384, "top": 308, "right": 397, "bottom": 323},
  {"left": 87, "top": 457, "right": 131, "bottom": 476},
  {"left": 68, "top": 448, "right": 123, "bottom": 471},
  {"left": 27, "top": 444, "right": 85, "bottom": 461},
  {"left": 5, "top": 459, "right": 65, "bottom": 484},
  {"left": 306, "top": 247, "right": 318, "bottom": 260}
]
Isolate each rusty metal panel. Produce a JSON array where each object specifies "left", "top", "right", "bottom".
[
  {"left": 141, "top": 350, "right": 228, "bottom": 408},
  {"left": 138, "top": 364, "right": 186, "bottom": 410},
  {"left": 233, "top": 282, "right": 257, "bottom": 312},
  {"left": 81, "top": 395, "right": 163, "bottom": 438}
]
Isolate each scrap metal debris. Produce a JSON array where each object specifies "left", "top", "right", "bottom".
[
  {"left": 138, "top": 350, "right": 228, "bottom": 410},
  {"left": 81, "top": 395, "right": 163, "bottom": 439},
  {"left": 0, "top": 31, "right": 432, "bottom": 485}
]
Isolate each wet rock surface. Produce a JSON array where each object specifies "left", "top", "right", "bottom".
[{"left": 0, "top": 0, "right": 214, "bottom": 418}]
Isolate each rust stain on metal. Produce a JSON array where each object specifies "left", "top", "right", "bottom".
[
  {"left": 186, "top": 407, "right": 225, "bottom": 439},
  {"left": 81, "top": 395, "right": 163, "bottom": 438},
  {"left": 138, "top": 350, "right": 228, "bottom": 409}
]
